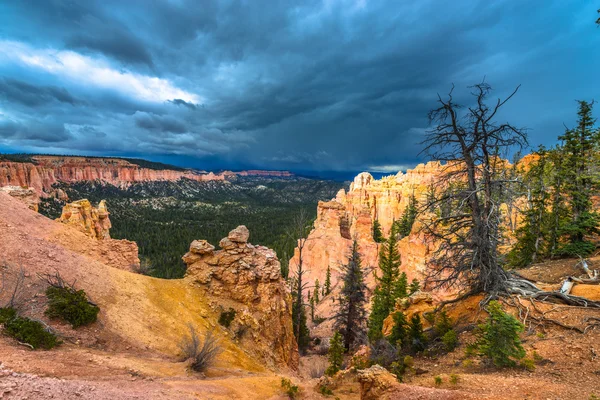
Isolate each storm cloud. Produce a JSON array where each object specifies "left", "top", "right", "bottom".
[{"left": 0, "top": 0, "right": 597, "bottom": 173}]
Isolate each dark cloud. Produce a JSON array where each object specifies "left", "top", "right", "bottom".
[
  {"left": 0, "top": 1, "right": 597, "bottom": 173},
  {"left": 134, "top": 112, "right": 188, "bottom": 133},
  {"left": 169, "top": 99, "right": 198, "bottom": 110},
  {"left": 0, "top": 78, "right": 78, "bottom": 106}
]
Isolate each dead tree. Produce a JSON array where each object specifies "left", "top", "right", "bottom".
[
  {"left": 421, "top": 81, "right": 527, "bottom": 298},
  {"left": 421, "top": 82, "right": 600, "bottom": 308}
]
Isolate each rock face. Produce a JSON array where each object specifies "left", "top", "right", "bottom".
[
  {"left": 183, "top": 226, "right": 299, "bottom": 369},
  {"left": 0, "top": 186, "right": 39, "bottom": 212},
  {"left": 290, "top": 162, "right": 444, "bottom": 300},
  {"left": 0, "top": 156, "right": 228, "bottom": 195},
  {"left": 57, "top": 199, "right": 112, "bottom": 240},
  {"left": 0, "top": 156, "right": 297, "bottom": 196}
]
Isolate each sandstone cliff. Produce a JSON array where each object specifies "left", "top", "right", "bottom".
[
  {"left": 0, "top": 156, "right": 298, "bottom": 196},
  {"left": 290, "top": 162, "right": 444, "bottom": 302},
  {"left": 183, "top": 226, "right": 299, "bottom": 369},
  {"left": 0, "top": 155, "right": 227, "bottom": 194}
]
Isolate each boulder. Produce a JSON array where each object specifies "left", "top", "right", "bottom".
[
  {"left": 189, "top": 240, "right": 215, "bottom": 255},
  {"left": 357, "top": 365, "right": 397, "bottom": 400},
  {"left": 228, "top": 225, "right": 250, "bottom": 243}
]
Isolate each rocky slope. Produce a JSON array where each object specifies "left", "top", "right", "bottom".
[{"left": 0, "top": 191, "right": 295, "bottom": 371}]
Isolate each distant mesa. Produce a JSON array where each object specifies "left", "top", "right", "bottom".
[{"left": 0, "top": 154, "right": 294, "bottom": 196}]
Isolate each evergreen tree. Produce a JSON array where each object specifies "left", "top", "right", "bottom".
[
  {"left": 314, "top": 279, "right": 320, "bottom": 303},
  {"left": 324, "top": 266, "right": 332, "bottom": 295},
  {"left": 397, "top": 195, "right": 418, "bottom": 237},
  {"left": 409, "top": 279, "right": 420, "bottom": 295},
  {"left": 556, "top": 100, "right": 600, "bottom": 256},
  {"left": 372, "top": 219, "right": 384, "bottom": 243},
  {"left": 393, "top": 272, "right": 408, "bottom": 300},
  {"left": 334, "top": 240, "right": 368, "bottom": 351},
  {"left": 475, "top": 301, "right": 525, "bottom": 367},
  {"left": 387, "top": 311, "right": 409, "bottom": 348},
  {"left": 325, "top": 331, "right": 344, "bottom": 376},
  {"left": 508, "top": 146, "right": 553, "bottom": 266},
  {"left": 368, "top": 225, "right": 402, "bottom": 341},
  {"left": 408, "top": 313, "right": 427, "bottom": 352},
  {"left": 290, "top": 277, "right": 310, "bottom": 353}
]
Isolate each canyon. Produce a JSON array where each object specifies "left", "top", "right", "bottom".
[{"left": 0, "top": 155, "right": 295, "bottom": 195}]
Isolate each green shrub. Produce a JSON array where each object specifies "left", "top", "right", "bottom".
[
  {"left": 475, "top": 301, "right": 525, "bottom": 367},
  {"left": 0, "top": 307, "right": 17, "bottom": 323},
  {"left": 449, "top": 373, "right": 460, "bottom": 385},
  {"left": 520, "top": 358, "right": 535, "bottom": 371},
  {"left": 442, "top": 329, "right": 458, "bottom": 351},
  {"left": 434, "top": 375, "right": 443, "bottom": 386},
  {"left": 4, "top": 316, "right": 59, "bottom": 349},
  {"left": 281, "top": 378, "right": 299, "bottom": 399},
  {"left": 218, "top": 308, "right": 236, "bottom": 328},
  {"left": 318, "top": 385, "right": 334, "bottom": 396},
  {"left": 45, "top": 286, "right": 99, "bottom": 328}
]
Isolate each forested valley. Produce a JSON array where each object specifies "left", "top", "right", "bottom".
[{"left": 39, "top": 176, "right": 346, "bottom": 279}]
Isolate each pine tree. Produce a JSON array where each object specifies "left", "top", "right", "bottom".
[
  {"left": 508, "top": 146, "right": 553, "bottom": 266},
  {"left": 334, "top": 240, "right": 368, "bottom": 351},
  {"left": 325, "top": 331, "right": 344, "bottom": 376},
  {"left": 314, "top": 279, "right": 320, "bottom": 303},
  {"left": 409, "top": 279, "right": 420, "bottom": 295},
  {"left": 408, "top": 313, "right": 427, "bottom": 352},
  {"left": 388, "top": 311, "right": 409, "bottom": 348},
  {"left": 556, "top": 100, "right": 600, "bottom": 256},
  {"left": 368, "top": 224, "right": 402, "bottom": 341},
  {"left": 397, "top": 195, "right": 418, "bottom": 237},
  {"left": 475, "top": 301, "right": 525, "bottom": 367},
  {"left": 372, "top": 219, "right": 384, "bottom": 243},
  {"left": 393, "top": 272, "right": 408, "bottom": 300},
  {"left": 290, "top": 277, "right": 310, "bottom": 353},
  {"left": 324, "top": 266, "right": 332, "bottom": 295}
]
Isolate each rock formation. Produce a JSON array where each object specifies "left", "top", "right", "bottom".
[
  {"left": 183, "top": 226, "right": 299, "bottom": 369},
  {"left": 0, "top": 156, "right": 297, "bottom": 196},
  {"left": 57, "top": 199, "right": 112, "bottom": 240},
  {"left": 290, "top": 162, "right": 445, "bottom": 300},
  {"left": 0, "top": 186, "right": 39, "bottom": 212}
]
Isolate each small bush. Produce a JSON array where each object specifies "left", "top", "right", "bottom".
[
  {"left": 532, "top": 351, "right": 543, "bottom": 363},
  {"left": 281, "top": 378, "right": 299, "bottom": 399},
  {"left": 462, "top": 359, "right": 474, "bottom": 368},
  {"left": 45, "top": 286, "right": 99, "bottom": 328},
  {"left": 434, "top": 375, "right": 443, "bottom": 386},
  {"left": 218, "top": 308, "right": 236, "bottom": 328},
  {"left": 442, "top": 329, "right": 458, "bottom": 351},
  {"left": 4, "top": 315, "right": 59, "bottom": 349},
  {"left": 319, "top": 385, "right": 334, "bottom": 396},
  {"left": 179, "top": 326, "right": 223, "bottom": 372},
  {"left": 449, "top": 373, "right": 460, "bottom": 385},
  {"left": 475, "top": 301, "right": 525, "bottom": 368},
  {"left": 520, "top": 358, "right": 535, "bottom": 371},
  {"left": 0, "top": 307, "right": 17, "bottom": 323}
]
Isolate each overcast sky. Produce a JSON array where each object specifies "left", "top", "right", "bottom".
[{"left": 0, "top": 1, "right": 598, "bottom": 174}]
